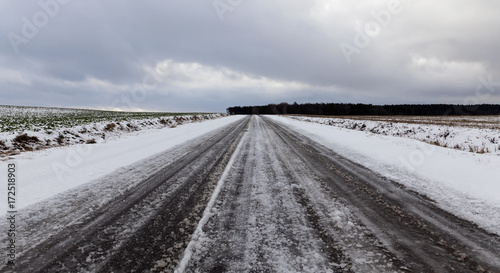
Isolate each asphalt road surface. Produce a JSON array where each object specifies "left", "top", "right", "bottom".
[{"left": 4, "top": 116, "right": 500, "bottom": 272}]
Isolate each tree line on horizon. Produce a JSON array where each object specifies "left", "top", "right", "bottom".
[{"left": 226, "top": 103, "right": 500, "bottom": 116}]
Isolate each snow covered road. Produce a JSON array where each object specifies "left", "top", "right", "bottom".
[
  {"left": 2, "top": 115, "right": 499, "bottom": 272},
  {"left": 181, "top": 116, "right": 500, "bottom": 273}
]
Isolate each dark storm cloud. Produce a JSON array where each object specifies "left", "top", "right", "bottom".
[{"left": 1, "top": 0, "right": 500, "bottom": 112}]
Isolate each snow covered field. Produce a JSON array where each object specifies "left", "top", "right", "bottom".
[
  {"left": 0, "top": 115, "right": 245, "bottom": 213},
  {"left": 288, "top": 115, "right": 500, "bottom": 154},
  {"left": 270, "top": 115, "right": 500, "bottom": 235},
  {"left": 0, "top": 105, "right": 223, "bottom": 157}
]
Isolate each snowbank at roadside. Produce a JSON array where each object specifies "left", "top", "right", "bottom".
[
  {"left": 0, "top": 113, "right": 225, "bottom": 157},
  {"left": 268, "top": 115, "right": 500, "bottom": 235},
  {"left": 289, "top": 116, "right": 500, "bottom": 154}
]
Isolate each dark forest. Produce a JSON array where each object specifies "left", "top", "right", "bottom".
[{"left": 227, "top": 103, "right": 500, "bottom": 116}]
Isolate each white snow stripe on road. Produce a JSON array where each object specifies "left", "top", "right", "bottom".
[{"left": 174, "top": 127, "right": 248, "bottom": 273}]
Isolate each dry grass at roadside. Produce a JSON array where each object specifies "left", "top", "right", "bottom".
[
  {"left": 0, "top": 105, "right": 226, "bottom": 158},
  {"left": 288, "top": 115, "right": 500, "bottom": 130},
  {"left": 287, "top": 115, "right": 500, "bottom": 155}
]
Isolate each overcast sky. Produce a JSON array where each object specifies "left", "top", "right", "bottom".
[{"left": 1, "top": 0, "right": 500, "bottom": 112}]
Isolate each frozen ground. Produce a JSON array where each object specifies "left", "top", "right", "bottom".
[
  {"left": 0, "top": 115, "right": 244, "bottom": 213},
  {"left": 288, "top": 115, "right": 500, "bottom": 154},
  {"left": 0, "top": 105, "right": 224, "bottom": 157},
  {"left": 270, "top": 115, "right": 500, "bottom": 235},
  {"left": 1, "top": 115, "right": 499, "bottom": 272}
]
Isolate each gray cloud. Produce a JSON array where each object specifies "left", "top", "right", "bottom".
[{"left": 1, "top": 0, "right": 500, "bottom": 112}]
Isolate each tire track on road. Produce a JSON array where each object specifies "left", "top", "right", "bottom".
[
  {"left": 181, "top": 115, "right": 500, "bottom": 272},
  {"left": 267, "top": 116, "right": 500, "bottom": 272},
  {"left": 184, "top": 116, "right": 401, "bottom": 272},
  {"left": 7, "top": 116, "right": 250, "bottom": 272}
]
